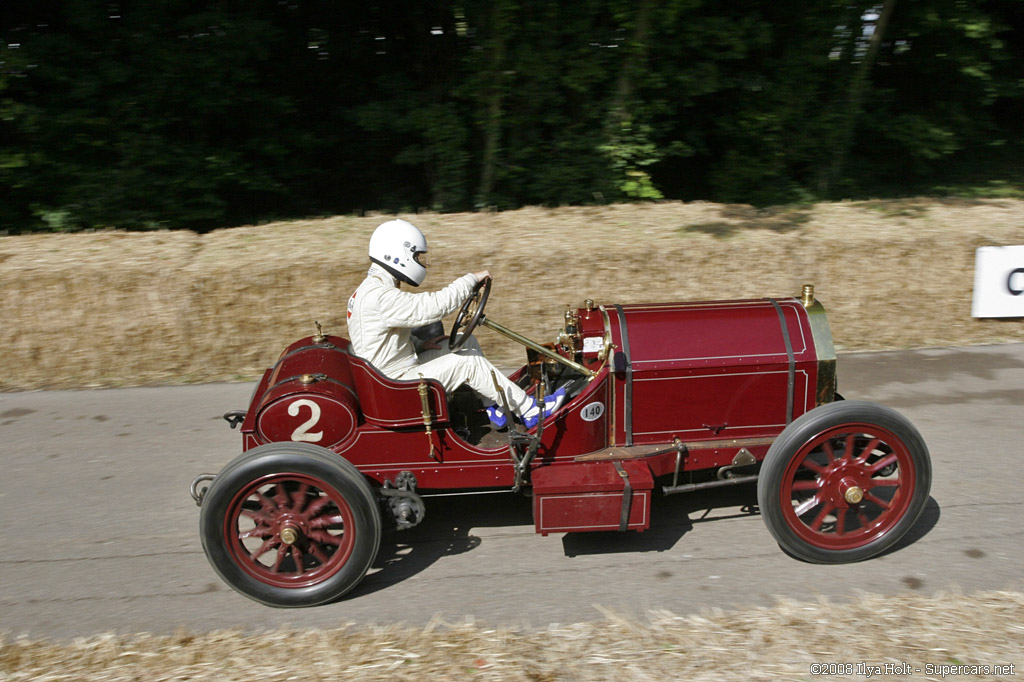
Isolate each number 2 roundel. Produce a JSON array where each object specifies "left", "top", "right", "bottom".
[
  {"left": 288, "top": 399, "right": 324, "bottom": 442},
  {"left": 256, "top": 395, "right": 357, "bottom": 448}
]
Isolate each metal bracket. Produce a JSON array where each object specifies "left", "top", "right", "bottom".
[
  {"left": 669, "top": 438, "right": 688, "bottom": 488},
  {"left": 717, "top": 447, "right": 757, "bottom": 480},
  {"left": 612, "top": 461, "right": 633, "bottom": 532},
  {"left": 513, "top": 381, "right": 545, "bottom": 492},
  {"left": 223, "top": 410, "right": 246, "bottom": 429},
  {"left": 190, "top": 473, "right": 216, "bottom": 506},
  {"left": 379, "top": 472, "right": 426, "bottom": 530}
]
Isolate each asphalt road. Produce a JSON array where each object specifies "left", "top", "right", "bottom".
[{"left": 2, "top": 344, "right": 1022, "bottom": 640}]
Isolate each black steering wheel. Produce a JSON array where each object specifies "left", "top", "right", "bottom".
[{"left": 449, "top": 277, "right": 491, "bottom": 350}]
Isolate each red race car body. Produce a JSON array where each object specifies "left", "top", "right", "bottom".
[{"left": 193, "top": 285, "right": 930, "bottom": 608}]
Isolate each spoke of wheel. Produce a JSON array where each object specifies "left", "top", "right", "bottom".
[
  {"left": 865, "top": 478, "right": 900, "bottom": 490},
  {"left": 868, "top": 453, "right": 898, "bottom": 475},
  {"left": 271, "top": 545, "right": 289, "bottom": 573},
  {"left": 809, "top": 502, "right": 835, "bottom": 531},
  {"left": 240, "top": 506, "right": 273, "bottom": 525},
  {"left": 822, "top": 440, "right": 836, "bottom": 463},
  {"left": 307, "top": 529, "right": 344, "bottom": 546},
  {"left": 306, "top": 542, "right": 331, "bottom": 566},
  {"left": 863, "top": 491, "right": 891, "bottom": 510},
  {"left": 291, "top": 483, "right": 311, "bottom": 513},
  {"left": 258, "top": 491, "right": 279, "bottom": 514},
  {"left": 857, "top": 510, "right": 871, "bottom": 529},
  {"left": 793, "top": 495, "right": 820, "bottom": 517},
  {"left": 842, "top": 434, "right": 856, "bottom": 460},
  {"left": 800, "top": 457, "right": 826, "bottom": 475},
  {"left": 310, "top": 513, "right": 346, "bottom": 529},
  {"left": 273, "top": 484, "right": 291, "bottom": 509},
  {"left": 856, "top": 438, "right": 881, "bottom": 463},
  {"left": 305, "top": 495, "right": 332, "bottom": 518},
  {"left": 835, "top": 508, "right": 847, "bottom": 536},
  {"left": 290, "top": 545, "right": 305, "bottom": 575},
  {"left": 251, "top": 537, "right": 278, "bottom": 561},
  {"left": 240, "top": 526, "right": 272, "bottom": 540}
]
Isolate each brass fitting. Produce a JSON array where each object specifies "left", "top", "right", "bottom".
[
  {"left": 312, "top": 320, "right": 326, "bottom": 344},
  {"left": 844, "top": 485, "right": 864, "bottom": 505},
  {"left": 801, "top": 284, "right": 815, "bottom": 307}
]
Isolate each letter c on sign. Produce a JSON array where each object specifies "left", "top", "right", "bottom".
[{"left": 1008, "top": 267, "right": 1024, "bottom": 296}]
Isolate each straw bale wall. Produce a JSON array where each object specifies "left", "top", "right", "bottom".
[{"left": 3, "top": 199, "right": 1023, "bottom": 390}]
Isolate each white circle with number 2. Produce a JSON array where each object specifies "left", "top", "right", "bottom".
[{"left": 580, "top": 402, "right": 605, "bottom": 422}]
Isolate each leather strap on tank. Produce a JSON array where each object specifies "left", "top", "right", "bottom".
[
  {"left": 612, "top": 461, "right": 633, "bottom": 531},
  {"left": 769, "top": 298, "right": 795, "bottom": 424},
  {"left": 613, "top": 304, "right": 634, "bottom": 446}
]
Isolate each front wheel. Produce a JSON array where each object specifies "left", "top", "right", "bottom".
[
  {"left": 757, "top": 401, "right": 931, "bottom": 564},
  {"left": 199, "top": 442, "right": 381, "bottom": 607}
]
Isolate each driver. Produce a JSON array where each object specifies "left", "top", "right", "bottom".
[{"left": 347, "top": 219, "right": 565, "bottom": 429}]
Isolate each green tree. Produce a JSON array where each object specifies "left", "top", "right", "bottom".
[{"left": 2, "top": 0, "right": 1022, "bottom": 232}]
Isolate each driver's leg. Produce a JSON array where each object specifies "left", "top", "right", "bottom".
[
  {"left": 415, "top": 333, "right": 482, "bottom": 363},
  {"left": 400, "top": 351, "right": 533, "bottom": 417}
]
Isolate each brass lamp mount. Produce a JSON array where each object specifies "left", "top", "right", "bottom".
[{"left": 312, "top": 320, "right": 327, "bottom": 344}]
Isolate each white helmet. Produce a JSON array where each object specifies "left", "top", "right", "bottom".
[{"left": 368, "top": 219, "right": 429, "bottom": 286}]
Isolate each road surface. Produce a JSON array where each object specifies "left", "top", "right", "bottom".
[{"left": 1, "top": 344, "right": 1022, "bottom": 640}]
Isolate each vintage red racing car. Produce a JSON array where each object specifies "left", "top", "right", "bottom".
[{"left": 191, "top": 282, "right": 932, "bottom": 607}]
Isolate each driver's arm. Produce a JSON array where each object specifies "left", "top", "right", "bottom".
[{"left": 374, "top": 273, "right": 479, "bottom": 329}]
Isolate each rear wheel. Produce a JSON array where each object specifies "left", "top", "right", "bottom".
[
  {"left": 200, "top": 442, "right": 381, "bottom": 607},
  {"left": 757, "top": 401, "right": 931, "bottom": 563}
]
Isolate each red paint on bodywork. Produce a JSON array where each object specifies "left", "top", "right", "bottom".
[
  {"left": 236, "top": 297, "right": 830, "bottom": 496},
  {"left": 532, "top": 459, "right": 653, "bottom": 534},
  {"left": 347, "top": 353, "right": 448, "bottom": 428},
  {"left": 608, "top": 299, "right": 819, "bottom": 447}
]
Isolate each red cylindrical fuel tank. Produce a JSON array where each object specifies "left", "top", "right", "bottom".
[
  {"left": 252, "top": 335, "right": 360, "bottom": 449},
  {"left": 605, "top": 297, "right": 835, "bottom": 447}
]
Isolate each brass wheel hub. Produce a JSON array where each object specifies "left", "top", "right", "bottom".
[
  {"left": 843, "top": 484, "right": 864, "bottom": 505},
  {"left": 279, "top": 526, "right": 300, "bottom": 545}
]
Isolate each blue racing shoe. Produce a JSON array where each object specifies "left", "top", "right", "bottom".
[
  {"left": 522, "top": 387, "right": 567, "bottom": 430},
  {"left": 485, "top": 404, "right": 508, "bottom": 429}
]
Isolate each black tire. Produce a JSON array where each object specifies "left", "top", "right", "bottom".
[
  {"left": 757, "top": 400, "right": 931, "bottom": 564},
  {"left": 199, "top": 442, "right": 381, "bottom": 607}
]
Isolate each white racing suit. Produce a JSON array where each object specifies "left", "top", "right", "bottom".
[{"left": 347, "top": 264, "right": 534, "bottom": 415}]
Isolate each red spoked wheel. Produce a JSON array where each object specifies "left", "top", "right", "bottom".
[
  {"left": 758, "top": 401, "right": 931, "bottom": 564},
  {"left": 200, "top": 443, "right": 381, "bottom": 607},
  {"left": 227, "top": 473, "right": 357, "bottom": 588}
]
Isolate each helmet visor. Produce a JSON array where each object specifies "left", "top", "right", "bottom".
[{"left": 412, "top": 250, "right": 430, "bottom": 267}]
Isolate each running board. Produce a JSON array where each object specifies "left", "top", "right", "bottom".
[
  {"left": 574, "top": 442, "right": 683, "bottom": 462},
  {"left": 575, "top": 437, "right": 775, "bottom": 462}
]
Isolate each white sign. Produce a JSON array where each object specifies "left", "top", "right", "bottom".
[
  {"left": 582, "top": 336, "right": 604, "bottom": 354},
  {"left": 972, "top": 245, "right": 1024, "bottom": 318},
  {"left": 580, "top": 402, "right": 605, "bottom": 422}
]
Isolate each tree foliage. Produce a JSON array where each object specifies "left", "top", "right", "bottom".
[{"left": 1, "top": 0, "right": 1022, "bottom": 232}]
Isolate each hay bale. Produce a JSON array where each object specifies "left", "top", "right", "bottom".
[{"left": 2, "top": 199, "right": 1023, "bottom": 390}]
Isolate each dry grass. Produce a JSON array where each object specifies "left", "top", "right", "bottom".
[
  {"left": 1, "top": 591, "right": 1020, "bottom": 681},
  {"left": 3, "top": 198, "right": 1024, "bottom": 390}
]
